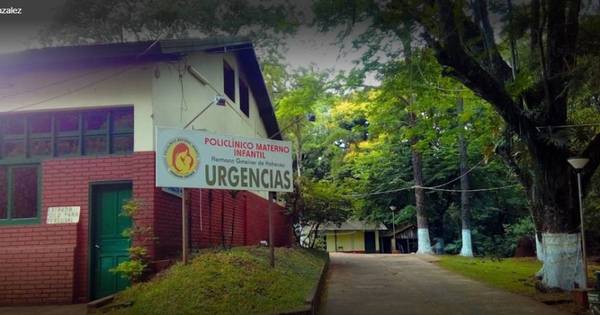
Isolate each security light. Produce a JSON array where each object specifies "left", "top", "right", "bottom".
[{"left": 567, "top": 157, "right": 589, "bottom": 170}]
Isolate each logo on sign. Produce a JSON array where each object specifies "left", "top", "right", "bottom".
[{"left": 164, "top": 138, "right": 199, "bottom": 178}]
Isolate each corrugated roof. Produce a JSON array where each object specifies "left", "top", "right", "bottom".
[
  {"left": 319, "top": 220, "right": 388, "bottom": 231},
  {"left": 0, "top": 37, "right": 282, "bottom": 140}
]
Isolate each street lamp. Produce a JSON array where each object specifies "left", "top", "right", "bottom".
[
  {"left": 568, "top": 157, "right": 590, "bottom": 287},
  {"left": 390, "top": 205, "right": 397, "bottom": 253}
]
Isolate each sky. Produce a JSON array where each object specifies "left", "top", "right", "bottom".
[{"left": 0, "top": 0, "right": 366, "bottom": 75}]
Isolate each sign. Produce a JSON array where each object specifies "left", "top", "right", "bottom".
[
  {"left": 162, "top": 187, "right": 183, "bottom": 198},
  {"left": 156, "top": 128, "right": 293, "bottom": 192},
  {"left": 47, "top": 206, "right": 80, "bottom": 224}
]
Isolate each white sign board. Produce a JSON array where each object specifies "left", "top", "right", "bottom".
[
  {"left": 155, "top": 128, "right": 293, "bottom": 192},
  {"left": 162, "top": 187, "right": 183, "bottom": 198},
  {"left": 47, "top": 206, "right": 80, "bottom": 224}
]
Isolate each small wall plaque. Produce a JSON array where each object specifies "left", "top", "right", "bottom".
[{"left": 47, "top": 206, "right": 81, "bottom": 224}]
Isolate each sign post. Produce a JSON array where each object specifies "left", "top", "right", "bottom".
[
  {"left": 155, "top": 128, "right": 293, "bottom": 267},
  {"left": 268, "top": 191, "right": 275, "bottom": 267},
  {"left": 182, "top": 188, "right": 189, "bottom": 264}
]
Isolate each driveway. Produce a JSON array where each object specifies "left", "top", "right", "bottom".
[{"left": 320, "top": 253, "right": 566, "bottom": 315}]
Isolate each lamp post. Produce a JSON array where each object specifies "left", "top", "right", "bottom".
[
  {"left": 390, "top": 205, "right": 397, "bottom": 253},
  {"left": 568, "top": 157, "right": 590, "bottom": 287}
]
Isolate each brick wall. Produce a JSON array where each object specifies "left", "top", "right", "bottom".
[
  {"left": 0, "top": 152, "right": 157, "bottom": 305},
  {"left": 0, "top": 225, "right": 77, "bottom": 304},
  {"left": 189, "top": 189, "right": 291, "bottom": 249},
  {"left": 0, "top": 151, "right": 293, "bottom": 306}
]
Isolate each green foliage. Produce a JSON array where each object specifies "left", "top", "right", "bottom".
[
  {"left": 111, "top": 199, "right": 152, "bottom": 283},
  {"left": 110, "top": 260, "right": 146, "bottom": 283},
  {"left": 106, "top": 247, "right": 328, "bottom": 315}
]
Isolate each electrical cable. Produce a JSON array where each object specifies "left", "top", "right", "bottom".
[
  {"left": 7, "top": 66, "right": 139, "bottom": 113},
  {"left": 4, "top": 29, "right": 170, "bottom": 113}
]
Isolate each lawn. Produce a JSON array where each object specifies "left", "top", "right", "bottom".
[
  {"left": 436, "top": 256, "right": 543, "bottom": 296},
  {"left": 102, "top": 247, "right": 328, "bottom": 315}
]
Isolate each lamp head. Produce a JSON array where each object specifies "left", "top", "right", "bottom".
[
  {"left": 389, "top": 205, "right": 397, "bottom": 211},
  {"left": 568, "top": 157, "right": 590, "bottom": 170}
]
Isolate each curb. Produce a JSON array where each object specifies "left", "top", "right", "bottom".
[{"left": 280, "top": 252, "right": 330, "bottom": 315}]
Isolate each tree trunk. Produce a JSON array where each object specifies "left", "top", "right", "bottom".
[
  {"left": 529, "top": 151, "right": 585, "bottom": 289},
  {"left": 419, "top": 0, "right": 590, "bottom": 290},
  {"left": 409, "top": 112, "right": 433, "bottom": 255},
  {"left": 457, "top": 98, "right": 473, "bottom": 257}
]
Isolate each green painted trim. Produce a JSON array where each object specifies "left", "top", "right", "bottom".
[
  {"left": 0, "top": 164, "right": 42, "bottom": 226},
  {"left": 0, "top": 107, "right": 134, "bottom": 164}
]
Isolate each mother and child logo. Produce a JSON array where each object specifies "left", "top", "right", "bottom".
[{"left": 165, "top": 138, "right": 199, "bottom": 178}]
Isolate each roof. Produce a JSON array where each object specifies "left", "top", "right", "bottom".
[
  {"left": 319, "top": 220, "right": 388, "bottom": 231},
  {"left": 383, "top": 224, "right": 416, "bottom": 237},
  {"left": 0, "top": 37, "right": 282, "bottom": 140}
]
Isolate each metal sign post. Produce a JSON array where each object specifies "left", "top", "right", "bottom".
[
  {"left": 182, "top": 188, "right": 189, "bottom": 264},
  {"left": 268, "top": 191, "right": 275, "bottom": 268}
]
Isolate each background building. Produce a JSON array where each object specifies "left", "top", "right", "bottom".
[{"left": 320, "top": 220, "right": 387, "bottom": 253}]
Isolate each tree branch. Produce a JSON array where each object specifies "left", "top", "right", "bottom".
[{"left": 425, "top": 0, "right": 539, "bottom": 144}]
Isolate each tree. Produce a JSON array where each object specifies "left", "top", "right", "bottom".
[
  {"left": 313, "top": 0, "right": 600, "bottom": 290},
  {"left": 283, "top": 178, "right": 351, "bottom": 248},
  {"left": 457, "top": 97, "right": 473, "bottom": 257}
]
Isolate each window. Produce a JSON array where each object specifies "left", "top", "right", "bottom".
[
  {"left": 223, "top": 61, "right": 235, "bottom": 102},
  {"left": 0, "top": 165, "right": 39, "bottom": 224},
  {"left": 0, "top": 107, "right": 134, "bottom": 161},
  {"left": 239, "top": 79, "right": 249, "bottom": 117}
]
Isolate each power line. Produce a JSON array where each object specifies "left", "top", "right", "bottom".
[
  {"left": 345, "top": 157, "right": 486, "bottom": 198},
  {"left": 429, "top": 158, "right": 484, "bottom": 189},
  {"left": 345, "top": 183, "right": 520, "bottom": 198},
  {"left": 0, "top": 68, "right": 108, "bottom": 100},
  {"left": 4, "top": 30, "right": 170, "bottom": 113},
  {"left": 7, "top": 66, "right": 139, "bottom": 112},
  {"left": 417, "top": 184, "right": 521, "bottom": 193}
]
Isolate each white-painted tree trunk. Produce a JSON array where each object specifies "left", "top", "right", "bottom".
[
  {"left": 540, "top": 233, "right": 585, "bottom": 290},
  {"left": 535, "top": 233, "right": 544, "bottom": 262},
  {"left": 535, "top": 233, "right": 545, "bottom": 278},
  {"left": 459, "top": 229, "right": 473, "bottom": 257},
  {"left": 417, "top": 228, "right": 433, "bottom": 254}
]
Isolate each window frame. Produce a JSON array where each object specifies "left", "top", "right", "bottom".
[
  {"left": 0, "top": 107, "right": 134, "bottom": 164},
  {"left": 239, "top": 78, "right": 250, "bottom": 117},
  {"left": 223, "top": 60, "right": 236, "bottom": 103},
  {"left": 0, "top": 164, "right": 41, "bottom": 225}
]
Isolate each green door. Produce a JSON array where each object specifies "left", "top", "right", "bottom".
[{"left": 91, "top": 184, "right": 132, "bottom": 300}]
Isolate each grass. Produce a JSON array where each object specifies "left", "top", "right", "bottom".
[
  {"left": 436, "top": 256, "right": 542, "bottom": 295},
  {"left": 103, "top": 247, "right": 328, "bottom": 315}
]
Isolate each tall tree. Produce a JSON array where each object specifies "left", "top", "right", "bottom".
[
  {"left": 408, "top": 111, "right": 433, "bottom": 254},
  {"left": 313, "top": 0, "right": 600, "bottom": 290},
  {"left": 457, "top": 97, "right": 473, "bottom": 257}
]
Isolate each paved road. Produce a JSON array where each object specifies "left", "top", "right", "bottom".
[{"left": 320, "top": 253, "right": 567, "bottom": 315}]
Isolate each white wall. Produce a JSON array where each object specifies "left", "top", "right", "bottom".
[
  {"left": 151, "top": 51, "right": 268, "bottom": 140},
  {"left": 0, "top": 64, "right": 154, "bottom": 152},
  {"left": 0, "top": 50, "right": 272, "bottom": 154}
]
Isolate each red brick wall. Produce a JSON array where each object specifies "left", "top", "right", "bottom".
[
  {"left": 0, "top": 225, "right": 77, "bottom": 304},
  {"left": 189, "top": 189, "right": 291, "bottom": 249},
  {"left": 0, "top": 151, "right": 292, "bottom": 306},
  {"left": 0, "top": 152, "right": 157, "bottom": 305},
  {"left": 43, "top": 152, "right": 157, "bottom": 303}
]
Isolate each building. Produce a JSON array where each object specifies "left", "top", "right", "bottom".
[
  {"left": 0, "top": 38, "right": 293, "bottom": 305},
  {"left": 320, "top": 220, "right": 387, "bottom": 253},
  {"left": 379, "top": 224, "right": 418, "bottom": 254}
]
